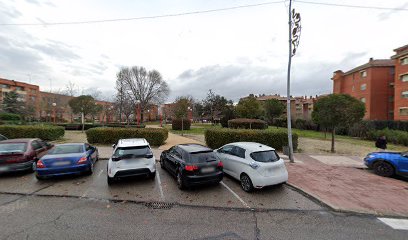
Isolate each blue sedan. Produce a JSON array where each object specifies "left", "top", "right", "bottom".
[
  {"left": 35, "top": 143, "right": 99, "bottom": 180},
  {"left": 364, "top": 151, "right": 408, "bottom": 177}
]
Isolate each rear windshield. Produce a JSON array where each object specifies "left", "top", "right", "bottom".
[
  {"left": 0, "top": 143, "right": 27, "bottom": 154},
  {"left": 113, "top": 146, "right": 152, "bottom": 159},
  {"left": 48, "top": 145, "right": 84, "bottom": 154},
  {"left": 188, "top": 151, "right": 218, "bottom": 163},
  {"left": 250, "top": 150, "right": 279, "bottom": 163}
]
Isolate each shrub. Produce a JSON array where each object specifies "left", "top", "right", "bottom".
[
  {"left": 366, "top": 128, "right": 408, "bottom": 146},
  {"left": 228, "top": 118, "right": 267, "bottom": 130},
  {"left": 57, "top": 123, "right": 146, "bottom": 130},
  {"left": 0, "top": 125, "right": 64, "bottom": 141},
  {"left": 273, "top": 118, "right": 287, "bottom": 128},
  {"left": 0, "top": 113, "right": 21, "bottom": 121},
  {"left": 86, "top": 127, "right": 168, "bottom": 146},
  {"left": 205, "top": 128, "right": 298, "bottom": 151},
  {"left": 172, "top": 119, "right": 191, "bottom": 130}
]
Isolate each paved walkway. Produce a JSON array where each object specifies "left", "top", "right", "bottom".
[{"left": 286, "top": 154, "right": 408, "bottom": 217}]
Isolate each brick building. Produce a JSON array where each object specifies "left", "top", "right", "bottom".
[
  {"left": 391, "top": 44, "right": 408, "bottom": 121},
  {"left": 332, "top": 58, "right": 395, "bottom": 120},
  {"left": 0, "top": 78, "right": 40, "bottom": 111}
]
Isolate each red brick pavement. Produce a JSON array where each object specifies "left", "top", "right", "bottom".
[{"left": 286, "top": 154, "right": 408, "bottom": 217}]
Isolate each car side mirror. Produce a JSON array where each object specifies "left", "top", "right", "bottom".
[{"left": 112, "top": 144, "right": 116, "bottom": 149}]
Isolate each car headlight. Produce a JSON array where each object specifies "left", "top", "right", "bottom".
[{"left": 366, "top": 154, "right": 375, "bottom": 159}]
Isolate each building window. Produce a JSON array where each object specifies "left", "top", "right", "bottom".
[
  {"left": 390, "top": 68, "right": 395, "bottom": 75},
  {"left": 360, "top": 97, "right": 366, "bottom": 103},
  {"left": 401, "top": 57, "right": 408, "bottom": 65},
  {"left": 31, "top": 89, "right": 37, "bottom": 94},
  {"left": 15, "top": 86, "right": 24, "bottom": 91},
  {"left": 402, "top": 91, "right": 408, "bottom": 98},
  {"left": 400, "top": 108, "right": 408, "bottom": 116},
  {"left": 0, "top": 84, "right": 10, "bottom": 89},
  {"left": 360, "top": 84, "right": 367, "bottom": 91},
  {"left": 388, "top": 96, "right": 394, "bottom": 102},
  {"left": 401, "top": 74, "right": 408, "bottom": 82},
  {"left": 360, "top": 71, "right": 367, "bottom": 78},
  {"left": 352, "top": 86, "right": 355, "bottom": 92}
]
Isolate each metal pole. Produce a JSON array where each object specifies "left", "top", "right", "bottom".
[{"left": 287, "top": 0, "right": 295, "bottom": 163}]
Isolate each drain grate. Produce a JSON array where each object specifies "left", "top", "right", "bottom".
[{"left": 145, "top": 202, "right": 174, "bottom": 209}]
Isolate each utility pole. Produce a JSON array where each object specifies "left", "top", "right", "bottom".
[{"left": 286, "top": 0, "right": 302, "bottom": 163}]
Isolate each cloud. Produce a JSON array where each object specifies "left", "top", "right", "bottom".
[
  {"left": 30, "top": 40, "right": 81, "bottom": 62},
  {"left": 0, "top": 1, "right": 22, "bottom": 19},
  {"left": 378, "top": 2, "right": 408, "bottom": 21},
  {"left": 169, "top": 52, "right": 368, "bottom": 102}
]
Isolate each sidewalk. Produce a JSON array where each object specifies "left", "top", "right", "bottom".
[{"left": 286, "top": 154, "right": 408, "bottom": 217}]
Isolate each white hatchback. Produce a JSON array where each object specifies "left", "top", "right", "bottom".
[
  {"left": 215, "top": 142, "right": 288, "bottom": 192},
  {"left": 107, "top": 138, "right": 156, "bottom": 185}
]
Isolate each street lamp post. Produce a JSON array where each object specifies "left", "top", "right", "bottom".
[{"left": 52, "top": 102, "right": 56, "bottom": 123}]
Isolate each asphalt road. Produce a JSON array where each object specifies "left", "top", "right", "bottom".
[{"left": 0, "top": 160, "right": 407, "bottom": 239}]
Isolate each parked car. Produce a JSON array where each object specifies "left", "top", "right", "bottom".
[
  {"left": 0, "top": 134, "right": 7, "bottom": 141},
  {"left": 35, "top": 143, "right": 98, "bottom": 180},
  {"left": 160, "top": 144, "right": 223, "bottom": 190},
  {"left": 364, "top": 151, "right": 408, "bottom": 177},
  {"left": 0, "top": 138, "right": 52, "bottom": 173},
  {"left": 215, "top": 142, "right": 288, "bottom": 192},
  {"left": 107, "top": 138, "right": 156, "bottom": 185}
]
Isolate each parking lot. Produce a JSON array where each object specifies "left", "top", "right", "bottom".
[{"left": 0, "top": 154, "right": 323, "bottom": 211}]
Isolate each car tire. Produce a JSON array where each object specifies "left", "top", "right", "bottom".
[
  {"left": 373, "top": 161, "right": 394, "bottom": 177},
  {"left": 107, "top": 176, "right": 115, "bottom": 185},
  {"left": 176, "top": 171, "right": 185, "bottom": 190},
  {"left": 160, "top": 159, "right": 165, "bottom": 169},
  {"left": 150, "top": 171, "right": 156, "bottom": 180},
  {"left": 240, "top": 173, "right": 254, "bottom": 192},
  {"left": 36, "top": 175, "right": 45, "bottom": 181},
  {"left": 85, "top": 162, "right": 94, "bottom": 176}
]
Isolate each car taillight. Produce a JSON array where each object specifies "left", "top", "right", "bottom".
[
  {"left": 77, "top": 157, "right": 87, "bottom": 164},
  {"left": 36, "top": 160, "right": 45, "bottom": 169},
  {"left": 217, "top": 161, "right": 223, "bottom": 168},
  {"left": 185, "top": 165, "right": 198, "bottom": 171}
]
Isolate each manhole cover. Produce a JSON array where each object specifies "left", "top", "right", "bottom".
[{"left": 145, "top": 202, "right": 174, "bottom": 209}]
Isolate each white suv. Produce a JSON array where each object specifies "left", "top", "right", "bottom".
[{"left": 107, "top": 138, "right": 156, "bottom": 185}]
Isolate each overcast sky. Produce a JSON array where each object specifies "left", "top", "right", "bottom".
[{"left": 0, "top": 0, "right": 407, "bottom": 102}]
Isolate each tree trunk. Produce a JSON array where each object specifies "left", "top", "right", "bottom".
[
  {"left": 140, "top": 112, "right": 144, "bottom": 124},
  {"left": 331, "top": 128, "right": 335, "bottom": 153}
]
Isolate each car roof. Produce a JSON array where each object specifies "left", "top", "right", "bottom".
[
  {"left": 117, "top": 138, "right": 149, "bottom": 147},
  {"left": 226, "top": 142, "right": 275, "bottom": 152},
  {"left": 55, "top": 143, "right": 85, "bottom": 146},
  {"left": 0, "top": 138, "right": 38, "bottom": 143},
  {"left": 177, "top": 144, "right": 212, "bottom": 153}
]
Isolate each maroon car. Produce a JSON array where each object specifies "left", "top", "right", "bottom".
[{"left": 0, "top": 138, "right": 53, "bottom": 173}]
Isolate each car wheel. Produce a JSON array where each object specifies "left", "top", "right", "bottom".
[
  {"left": 36, "top": 175, "right": 45, "bottom": 181},
  {"left": 150, "top": 171, "right": 156, "bottom": 180},
  {"left": 85, "top": 162, "right": 94, "bottom": 176},
  {"left": 240, "top": 173, "right": 254, "bottom": 192},
  {"left": 29, "top": 162, "right": 36, "bottom": 173},
  {"left": 373, "top": 161, "right": 394, "bottom": 177},
  {"left": 176, "top": 171, "right": 185, "bottom": 190},
  {"left": 107, "top": 176, "right": 115, "bottom": 185},
  {"left": 160, "top": 159, "right": 165, "bottom": 169}
]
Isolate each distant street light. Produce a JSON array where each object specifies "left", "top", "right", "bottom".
[{"left": 52, "top": 102, "right": 57, "bottom": 123}]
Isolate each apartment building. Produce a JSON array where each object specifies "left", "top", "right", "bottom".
[
  {"left": 391, "top": 44, "right": 408, "bottom": 121},
  {"left": 0, "top": 78, "right": 40, "bottom": 107},
  {"left": 332, "top": 58, "right": 395, "bottom": 120}
]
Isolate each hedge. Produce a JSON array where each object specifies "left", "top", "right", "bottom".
[
  {"left": 0, "top": 125, "right": 64, "bottom": 141},
  {"left": 57, "top": 123, "right": 146, "bottom": 130},
  {"left": 205, "top": 128, "right": 298, "bottom": 151},
  {"left": 228, "top": 118, "right": 267, "bottom": 129},
  {"left": 86, "top": 127, "right": 168, "bottom": 146},
  {"left": 172, "top": 119, "right": 191, "bottom": 130},
  {"left": 366, "top": 128, "right": 408, "bottom": 146},
  {"left": 0, "top": 113, "right": 21, "bottom": 121}
]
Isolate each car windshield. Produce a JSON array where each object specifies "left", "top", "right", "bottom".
[
  {"left": 113, "top": 146, "right": 152, "bottom": 159},
  {"left": 250, "top": 150, "right": 279, "bottom": 163},
  {"left": 189, "top": 151, "right": 218, "bottom": 163},
  {"left": 0, "top": 143, "right": 27, "bottom": 154},
  {"left": 48, "top": 145, "right": 84, "bottom": 154}
]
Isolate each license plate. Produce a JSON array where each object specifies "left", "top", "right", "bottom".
[
  {"left": 53, "top": 161, "right": 71, "bottom": 167},
  {"left": 201, "top": 167, "right": 215, "bottom": 173}
]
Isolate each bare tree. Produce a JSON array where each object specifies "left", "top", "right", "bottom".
[
  {"left": 117, "top": 66, "right": 169, "bottom": 122},
  {"left": 115, "top": 74, "right": 126, "bottom": 123},
  {"left": 64, "top": 81, "right": 79, "bottom": 97}
]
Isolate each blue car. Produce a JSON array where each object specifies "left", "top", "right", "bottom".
[
  {"left": 364, "top": 151, "right": 408, "bottom": 177},
  {"left": 35, "top": 143, "right": 99, "bottom": 180}
]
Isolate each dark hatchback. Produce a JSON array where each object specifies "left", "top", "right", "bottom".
[
  {"left": 160, "top": 144, "right": 223, "bottom": 189},
  {"left": 0, "top": 138, "right": 53, "bottom": 173}
]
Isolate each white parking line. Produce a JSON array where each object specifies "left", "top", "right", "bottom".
[
  {"left": 156, "top": 165, "right": 165, "bottom": 201},
  {"left": 378, "top": 218, "right": 408, "bottom": 230},
  {"left": 220, "top": 181, "right": 251, "bottom": 209},
  {"left": 81, "top": 169, "right": 104, "bottom": 198}
]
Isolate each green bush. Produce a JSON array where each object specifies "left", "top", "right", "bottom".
[
  {"left": 366, "top": 128, "right": 408, "bottom": 146},
  {"left": 86, "top": 127, "right": 168, "bottom": 146},
  {"left": 0, "top": 125, "right": 64, "bottom": 141},
  {"left": 57, "top": 123, "right": 146, "bottom": 130},
  {"left": 172, "top": 119, "right": 191, "bottom": 130},
  {"left": 205, "top": 128, "right": 298, "bottom": 151},
  {"left": 0, "top": 113, "right": 21, "bottom": 121},
  {"left": 228, "top": 118, "right": 267, "bottom": 129},
  {"left": 273, "top": 118, "right": 287, "bottom": 128}
]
